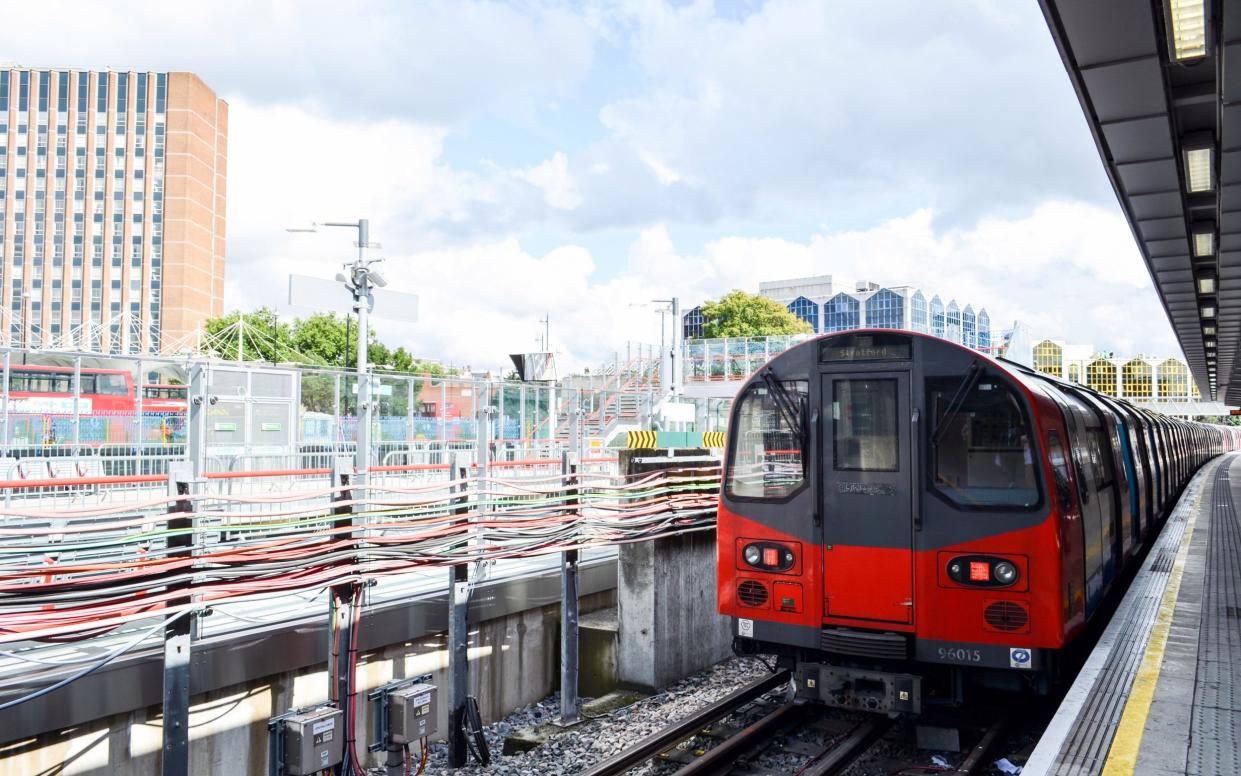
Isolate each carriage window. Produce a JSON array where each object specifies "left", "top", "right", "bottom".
[
  {"left": 95, "top": 373, "right": 129, "bottom": 395},
  {"left": 726, "top": 381, "right": 808, "bottom": 499},
  {"left": 1046, "top": 430, "right": 1073, "bottom": 512},
  {"left": 929, "top": 377, "right": 1040, "bottom": 509},
  {"left": 834, "top": 379, "right": 898, "bottom": 471}
]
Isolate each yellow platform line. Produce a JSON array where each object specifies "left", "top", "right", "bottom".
[{"left": 1101, "top": 480, "right": 1206, "bottom": 775}]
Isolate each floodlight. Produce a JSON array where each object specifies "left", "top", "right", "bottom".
[
  {"left": 369, "top": 270, "right": 388, "bottom": 288},
  {"left": 335, "top": 272, "right": 348, "bottom": 283},
  {"left": 1165, "top": 0, "right": 1207, "bottom": 61}
]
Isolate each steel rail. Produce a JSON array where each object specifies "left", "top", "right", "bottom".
[
  {"left": 798, "top": 717, "right": 891, "bottom": 776},
  {"left": 948, "top": 714, "right": 1007, "bottom": 775},
  {"left": 671, "top": 701, "right": 800, "bottom": 776},
  {"left": 577, "top": 669, "right": 790, "bottom": 776}
]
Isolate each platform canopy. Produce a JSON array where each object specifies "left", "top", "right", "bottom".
[{"left": 1039, "top": 0, "right": 1240, "bottom": 402}]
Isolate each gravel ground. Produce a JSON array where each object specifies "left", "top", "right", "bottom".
[
  {"left": 413, "top": 655, "right": 772, "bottom": 775},
  {"left": 368, "top": 658, "right": 1041, "bottom": 776}
]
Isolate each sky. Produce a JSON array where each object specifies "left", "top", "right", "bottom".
[{"left": 0, "top": 0, "right": 1180, "bottom": 371}]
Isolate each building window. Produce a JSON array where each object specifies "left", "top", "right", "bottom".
[
  {"left": 930, "top": 295, "right": 945, "bottom": 338},
  {"left": 1086, "top": 358, "right": 1118, "bottom": 396},
  {"left": 864, "top": 288, "right": 904, "bottom": 329},
  {"left": 962, "top": 305, "right": 976, "bottom": 349},
  {"left": 910, "top": 291, "right": 928, "bottom": 333},
  {"left": 823, "top": 292, "right": 860, "bottom": 333},
  {"left": 1033, "top": 340, "right": 1063, "bottom": 377},
  {"left": 977, "top": 310, "right": 991, "bottom": 352},
  {"left": 1157, "top": 359, "right": 1188, "bottom": 400},
  {"left": 682, "top": 306, "right": 705, "bottom": 340},
  {"left": 1121, "top": 358, "right": 1153, "bottom": 400},
  {"left": 945, "top": 301, "right": 961, "bottom": 343},
  {"left": 786, "top": 296, "right": 818, "bottom": 333}
]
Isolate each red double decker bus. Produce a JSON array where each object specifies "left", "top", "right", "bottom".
[{"left": 5, "top": 366, "right": 187, "bottom": 446}]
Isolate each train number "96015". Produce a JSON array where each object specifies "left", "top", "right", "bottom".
[{"left": 937, "top": 647, "right": 982, "bottom": 663}]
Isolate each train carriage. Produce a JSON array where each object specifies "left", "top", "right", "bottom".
[{"left": 718, "top": 330, "right": 1238, "bottom": 714}]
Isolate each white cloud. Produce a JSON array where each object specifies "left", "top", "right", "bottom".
[
  {"left": 228, "top": 198, "right": 1180, "bottom": 373},
  {"left": 0, "top": 0, "right": 600, "bottom": 124}
]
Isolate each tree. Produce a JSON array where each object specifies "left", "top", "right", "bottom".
[{"left": 700, "top": 290, "right": 814, "bottom": 338}]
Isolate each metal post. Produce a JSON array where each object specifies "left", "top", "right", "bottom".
[
  {"left": 162, "top": 460, "right": 194, "bottom": 776},
  {"left": 519, "top": 384, "right": 527, "bottom": 449},
  {"left": 188, "top": 364, "right": 207, "bottom": 477},
  {"left": 355, "top": 258, "right": 371, "bottom": 487},
  {"left": 440, "top": 380, "right": 448, "bottom": 442},
  {"left": 476, "top": 384, "right": 492, "bottom": 482},
  {"left": 406, "top": 378, "right": 415, "bottom": 446},
  {"left": 329, "top": 455, "right": 360, "bottom": 773},
  {"left": 1, "top": 350, "right": 9, "bottom": 459},
  {"left": 558, "top": 453, "right": 580, "bottom": 724},
  {"left": 568, "top": 390, "right": 580, "bottom": 462},
  {"left": 72, "top": 356, "right": 81, "bottom": 453},
  {"left": 447, "top": 453, "right": 470, "bottom": 768},
  {"left": 670, "top": 297, "right": 680, "bottom": 395}
]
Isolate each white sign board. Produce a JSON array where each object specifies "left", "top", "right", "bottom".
[{"left": 288, "top": 274, "right": 420, "bottom": 323}]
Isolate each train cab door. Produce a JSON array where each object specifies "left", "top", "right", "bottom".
[{"left": 819, "top": 371, "right": 915, "bottom": 624}]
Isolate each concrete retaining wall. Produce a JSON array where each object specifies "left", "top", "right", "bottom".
[
  {"left": 617, "top": 529, "right": 733, "bottom": 692},
  {"left": 0, "top": 590, "right": 614, "bottom": 775}
]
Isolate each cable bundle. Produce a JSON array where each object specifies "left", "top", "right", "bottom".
[{"left": 0, "top": 465, "right": 722, "bottom": 645}]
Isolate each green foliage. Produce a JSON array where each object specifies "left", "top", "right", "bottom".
[{"left": 700, "top": 290, "right": 814, "bottom": 338}]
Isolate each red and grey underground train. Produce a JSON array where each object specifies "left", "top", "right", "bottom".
[{"left": 718, "top": 329, "right": 1241, "bottom": 713}]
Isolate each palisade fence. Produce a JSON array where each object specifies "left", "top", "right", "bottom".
[
  {"left": 683, "top": 335, "right": 811, "bottom": 382},
  {"left": 0, "top": 348, "right": 732, "bottom": 494}
]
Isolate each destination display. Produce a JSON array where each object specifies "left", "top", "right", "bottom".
[{"left": 820, "top": 334, "right": 912, "bottom": 362}]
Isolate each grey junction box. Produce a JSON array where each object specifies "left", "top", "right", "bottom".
[
  {"left": 281, "top": 706, "right": 344, "bottom": 775},
  {"left": 389, "top": 683, "right": 438, "bottom": 744}
]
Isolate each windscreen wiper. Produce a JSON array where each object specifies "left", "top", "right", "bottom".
[
  {"left": 760, "top": 368, "right": 803, "bottom": 442},
  {"left": 931, "top": 360, "right": 983, "bottom": 445}
]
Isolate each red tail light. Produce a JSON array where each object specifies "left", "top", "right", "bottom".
[{"left": 969, "top": 561, "right": 990, "bottom": 582}]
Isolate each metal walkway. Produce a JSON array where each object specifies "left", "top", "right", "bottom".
[{"left": 1026, "top": 453, "right": 1241, "bottom": 775}]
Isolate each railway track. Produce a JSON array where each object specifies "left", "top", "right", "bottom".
[{"left": 580, "top": 670, "right": 1011, "bottom": 776}]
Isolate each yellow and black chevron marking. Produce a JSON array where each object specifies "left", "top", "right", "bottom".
[
  {"left": 627, "top": 430, "right": 658, "bottom": 449},
  {"left": 703, "top": 431, "right": 726, "bottom": 448}
]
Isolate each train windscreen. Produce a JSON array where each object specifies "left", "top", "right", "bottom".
[
  {"left": 726, "top": 380, "right": 808, "bottom": 499},
  {"left": 928, "top": 376, "right": 1040, "bottom": 509}
]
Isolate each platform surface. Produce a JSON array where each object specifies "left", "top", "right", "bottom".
[{"left": 1025, "top": 453, "right": 1241, "bottom": 776}]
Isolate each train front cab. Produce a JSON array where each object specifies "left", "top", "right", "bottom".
[{"left": 718, "top": 330, "right": 1082, "bottom": 713}]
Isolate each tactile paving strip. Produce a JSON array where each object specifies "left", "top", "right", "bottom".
[
  {"left": 1042, "top": 462, "right": 1217, "bottom": 776},
  {"left": 1187, "top": 460, "right": 1241, "bottom": 776}
]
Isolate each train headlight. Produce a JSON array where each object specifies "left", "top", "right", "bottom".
[
  {"left": 743, "top": 545, "right": 762, "bottom": 567},
  {"left": 993, "top": 561, "right": 1019, "bottom": 585},
  {"left": 740, "top": 542, "right": 796, "bottom": 571}
]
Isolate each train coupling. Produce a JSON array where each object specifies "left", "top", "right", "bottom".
[{"left": 795, "top": 662, "right": 921, "bottom": 715}]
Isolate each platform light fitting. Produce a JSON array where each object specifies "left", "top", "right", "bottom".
[
  {"left": 1201, "top": 303, "right": 1217, "bottom": 318},
  {"left": 1198, "top": 271, "right": 1217, "bottom": 294},
  {"left": 1204, "top": 325, "right": 1216, "bottom": 336},
  {"left": 1192, "top": 222, "right": 1216, "bottom": 257},
  {"left": 1206, "top": 338, "right": 1216, "bottom": 349},
  {"left": 1183, "top": 133, "right": 1214, "bottom": 193},
  {"left": 1165, "top": 0, "right": 1207, "bottom": 61}
]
